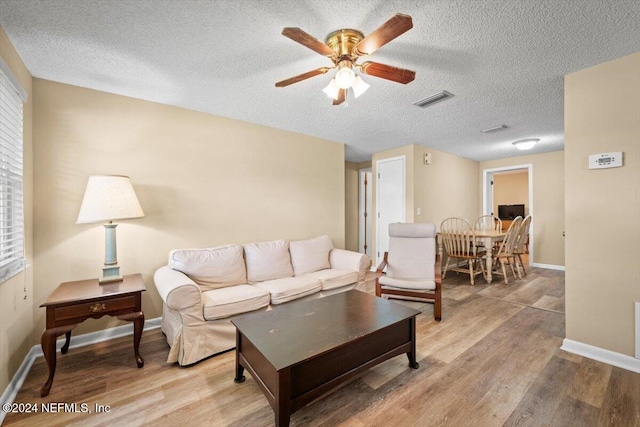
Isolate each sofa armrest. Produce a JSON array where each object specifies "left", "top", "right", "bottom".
[
  {"left": 154, "top": 266, "right": 203, "bottom": 317},
  {"left": 329, "top": 248, "right": 372, "bottom": 286}
]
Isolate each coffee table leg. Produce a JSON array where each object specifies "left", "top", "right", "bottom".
[
  {"left": 234, "top": 329, "right": 245, "bottom": 383},
  {"left": 234, "top": 363, "right": 245, "bottom": 383},
  {"left": 275, "top": 369, "right": 291, "bottom": 427},
  {"left": 406, "top": 317, "right": 419, "bottom": 369}
]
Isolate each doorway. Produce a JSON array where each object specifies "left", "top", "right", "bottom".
[
  {"left": 375, "top": 156, "right": 406, "bottom": 267},
  {"left": 482, "top": 164, "right": 533, "bottom": 265}
]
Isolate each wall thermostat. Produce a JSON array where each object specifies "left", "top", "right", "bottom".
[{"left": 588, "top": 152, "right": 623, "bottom": 169}]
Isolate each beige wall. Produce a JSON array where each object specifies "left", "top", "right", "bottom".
[
  {"left": 33, "top": 79, "right": 345, "bottom": 337},
  {"left": 493, "top": 171, "right": 529, "bottom": 217},
  {"left": 413, "top": 145, "right": 479, "bottom": 228},
  {"left": 345, "top": 161, "right": 359, "bottom": 251},
  {"left": 480, "top": 151, "right": 565, "bottom": 267},
  {"left": 371, "top": 144, "right": 480, "bottom": 263},
  {"left": 0, "top": 27, "right": 33, "bottom": 395},
  {"left": 564, "top": 52, "right": 640, "bottom": 357}
]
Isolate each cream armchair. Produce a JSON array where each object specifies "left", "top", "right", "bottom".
[{"left": 375, "top": 223, "right": 442, "bottom": 321}]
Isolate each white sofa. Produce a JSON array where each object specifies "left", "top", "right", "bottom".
[{"left": 154, "top": 235, "right": 371, "bottom": 366}]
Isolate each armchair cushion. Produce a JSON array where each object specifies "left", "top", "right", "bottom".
[
  {"left": 301, "top": 268, "right": 358, "bottom": 290},
  {"left": 289, "top": 235, "right": 333, "bottom": 275},
  {"left": 169, "top": 244, "right": 247, "bottom": 291},
  {"left": 244, "top": 239, "right": 294, "bottom": 284},
  {"left": 254, "top": 276, "right": 321, "bottom": 305},
  {"left": 378, "top": 276, "right": 436, "bottom": 291},
  {"left": 387, "top": 223, "right": 436, "bottom": 280},
  {"left": 202, "top": 285, "right": 270, "bottom": 321}
]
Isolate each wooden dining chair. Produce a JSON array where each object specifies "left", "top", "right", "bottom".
[
  {"left": 440, "top": 217, "right": 485, "bottom": 286},
  {"left": 473, "top": 215, "right": 502, "bottom": 252},
  {"left": 513, "top": 215, "right": 531, "bottom": 277},
  {"left": 492, "top": 216, "right": 523, "bottom": 284},
  {"left": 473, "top": 215, "right": 502, "bottom": 233}
]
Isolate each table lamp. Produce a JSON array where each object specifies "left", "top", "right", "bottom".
[{"left": 76, "top": 175, "right": 145, "bottom": 283}]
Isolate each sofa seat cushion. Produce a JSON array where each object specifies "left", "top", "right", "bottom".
[
  {"left": 301, "top": 269, "right": 358, "bottom": 291},
  {"left": 254, "top": 276, "right": 321, "bottom": 305},
  {"left": 244, "top": 239, "right": 294, "bottom": 284},
  {"left": 289, "top": 235, "right": 333, "bottom": 275},
  {"left": 169, "top": 244, "right": 247, "bottom": 291},
  {"left": 378, "top": 276, "right": 436, "bottom": 291},
  {"left": 202, "top": 285, "right": 271, "bottom": 320}
]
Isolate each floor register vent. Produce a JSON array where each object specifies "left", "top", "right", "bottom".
[{"left": 413, "top": 90, "right": 454, "bottom": 108}]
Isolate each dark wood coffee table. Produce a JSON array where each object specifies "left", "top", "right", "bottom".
[{"left": 231, "top": 290, "right": 420, "bottom": 426}]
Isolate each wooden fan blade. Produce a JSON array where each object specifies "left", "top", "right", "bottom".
[
  {"left": 360, "top": 61, "right": 415, "bottom": 84},
  {"left": 354, "top": 14, "right": 413, "bottom": 56},
  {"left": 275, "top": 67, "right": 331, "bottom": 87},
  {"left": 282, "top": 27, "right": 335, "bottom": 57},
  {"left": 333, "top": 88, "right": 346, "bottom": 105}
]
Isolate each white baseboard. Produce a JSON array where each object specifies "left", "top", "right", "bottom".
[
  {"left": 560, "top": 338, "right": 640, "bottom": 374},
  {"left": 531, "top": 262, "right": 565, "bottom": 271},
  {"left": 0, "top": 317, "right": 161, "bottom": 424},
  {"left": 635, "top": 302, "right": 640, "bottom": 359}
]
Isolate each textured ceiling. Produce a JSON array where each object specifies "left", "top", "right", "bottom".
[{"left": 1, "top": 0, "right": 639, "bottom": 162}]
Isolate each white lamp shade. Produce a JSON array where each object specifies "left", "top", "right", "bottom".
[
  {"left": 77, "top": 175, "right": 145, "bottom": 224},
  {"left": 335, "top": 67, "right": 356, "bottom": 89},
  {"left": 352, "top": 75, "right": 370, "bottom": 98},
  {"left": 322, "top": 78, "right": 340, "bottom": 99}
]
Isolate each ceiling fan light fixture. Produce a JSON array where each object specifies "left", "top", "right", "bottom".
[
  {"left": 352, "top": 75, "right": 370, "bottom": 98},
  {"left": 512, "top": 138, "right": 540, "bottom": 150},
  {"left": 335, "top": 61, "right": 356, "bottom": 89},
  {"left": 322, "top": 78, "right": 340, "bottom": 99},
  {"left": 277, "top": 13, "right": 415, "bottom": 106}
]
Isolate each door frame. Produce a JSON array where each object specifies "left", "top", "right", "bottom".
[
  {"left": 482, "top": 164, "right": 533, "bottom": 265},
  {"left": 358, "top": 168, "right": 372, "bottom": 259},
  {"left": 375, "top": 155, "right": 406, "bottom": 267}
]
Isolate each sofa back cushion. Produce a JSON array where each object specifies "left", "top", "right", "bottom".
[
  {"left": 289, "top": 235, "right": 333, "bottom": 275},
  {"left": 244, "top": 239, "right": 294, "bottom": 283},
  {"left": 169, "top": 244, "right": 247, "bottom": 290}
]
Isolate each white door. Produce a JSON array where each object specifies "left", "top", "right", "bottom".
[
  {"left": 358, "top": 169, "right": 373, "bottom": 259},
  {"left": 484, "top": 171, "right": 495, "bottom": 215},
  {"left": 376, "top": 156, "right": 406, "bottom": 266}
]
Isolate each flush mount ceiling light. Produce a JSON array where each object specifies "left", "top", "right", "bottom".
[
  {"left": 512, "top": 138, "right": 540, "bottom": 150},
  {"left": 276, "top": 14, "right": 416, "bottom": 105}
]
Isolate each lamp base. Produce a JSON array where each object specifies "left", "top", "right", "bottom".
[{"left": 99, "top": 265, "right": 123, "bottom": 284}]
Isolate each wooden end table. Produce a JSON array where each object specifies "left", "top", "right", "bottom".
[{"left": 39, "top": 273, "right": 146, "bottom": 397}]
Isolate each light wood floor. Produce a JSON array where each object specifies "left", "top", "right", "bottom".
[{"left": 5, "top": 266, "right": 640, "bottom": 426}]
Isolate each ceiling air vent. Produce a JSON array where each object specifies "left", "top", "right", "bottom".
[
  {"left": 413, "top": 90, "right": 454, "bottom": 108},
  {"left": 482, "top": 124, "right": 508, "bottom": 133}
]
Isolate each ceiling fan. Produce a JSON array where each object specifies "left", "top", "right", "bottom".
[{"left": 276, "top": 13, "right": 416, "bottom": 105}]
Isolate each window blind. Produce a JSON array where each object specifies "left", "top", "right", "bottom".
[{"left": 0, "top": 67, "right": 26, "bottom": 283}]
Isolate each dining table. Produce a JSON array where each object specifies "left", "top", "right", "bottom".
[{"left": 437, "top": 229, "right": 507, "bottom": 284}]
